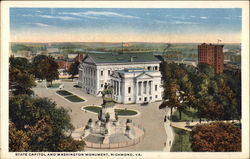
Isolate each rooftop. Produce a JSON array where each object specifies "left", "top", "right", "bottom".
[
  {"left": 87, "top": 53, "right": 160, "bottom": 64},
  {"left": 117, "top": 69, "right": 156, "bottom": 74}
]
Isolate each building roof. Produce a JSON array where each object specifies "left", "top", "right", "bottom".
[
  {"left": 199, "top": 43, "right": 224, "bottom": 47},
  {"left": 86, "top": 53, "right": 160, "bottom": 64},
  {"left": 111, "top": 68, "right": 160, "bottom": 80}
]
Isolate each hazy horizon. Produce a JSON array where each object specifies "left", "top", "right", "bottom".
[{"left": 10, "top": 8, "right": 242, "bottom": 43}]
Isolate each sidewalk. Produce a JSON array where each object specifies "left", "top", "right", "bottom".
[
  {"left": 171, "top": 120, "right": 240, "bottom": 132},
  {"left": 163, "top": 109, "right": 175, "bottom": 152},
  {"left": 163, "top": 121, "right": 175, "bottom": 151}
]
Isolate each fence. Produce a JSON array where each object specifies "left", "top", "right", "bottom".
[{"left": 84, "top": 122, "right": 146, "bottom": 149}]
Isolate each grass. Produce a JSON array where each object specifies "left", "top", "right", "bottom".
[
  {"left": 65, "top": 95, "right": 85, "bottom": 102},
  {"left": 172, "top": 107, "right": 206, "bottom": 122},
  {"left": 83, "top": 106, "right": 138, "bottom": 116},
  {"left": 56, "top": 90, "right": 73, "bottom": 96},
  {"left": 84, "top": 106, "right": 101, "bottom": 113},
  {"left": 47, "top": 83, "right": 62, "bottom": 88},
  {"left": 115, "top": 109, "right": 138, "bottom": 116},
  {"left": 171, "top": 127, "right": 192, "bottom": 152}
]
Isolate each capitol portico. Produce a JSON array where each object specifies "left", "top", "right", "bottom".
[{"left": 111, "top": 68, "right": 162, "bottom": 104}]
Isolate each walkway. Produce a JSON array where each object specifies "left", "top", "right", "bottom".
[
  {"left": 162, "top": 109, "right": 175, "bottom": 152},
  {"left": 33, "top": 81, "right": 168, "bottom": 151},
  {"left": 171, "top": 120, "right": 240, "bottom": 132}
]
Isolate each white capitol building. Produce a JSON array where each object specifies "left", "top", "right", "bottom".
[{"left": 78, "top": 53, "right": 163, "bottom": 104}]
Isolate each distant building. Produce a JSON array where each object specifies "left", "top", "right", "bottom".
[
  {"left": 198, "top": 43, "right": 224, "bottom": 73},
  {"left": 74, "top": 53, "right": 87, "bottom": 62},
  {"left": 165, "top": 58, "right": 198, "bottom": 67},
  {"left": 68, "top": 54, "right": 78, "bottom": 59},
  {"left": 224, "top": 61, "right": 241, "bottom": 72},
  {"left": 47, "top": 47, "right": 59, "bottom": 53},
  {"left": 78, "top": 53, "right": 162, "bottom": 104},
  {"left": 55, "top": 59, "right": 74, "bottom": 70}
]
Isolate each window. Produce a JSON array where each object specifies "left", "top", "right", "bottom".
[
  {"left": 108, "top": 70, "right": 111, "bottom": 75},
  {"left": 128, "top": 98, "right": 131, "bottom": 101},
  {"left": 155, "top": 85, "right": 158, "bottom": 91},
  {"left": 101, "top": 84, "right": 103, "bottom": 88},
  {"left": 101, "top": 71, "right": 103, "bottom": 76},
  {"left": 139, "top": 98, "right": 141, "bottom": 101},
  {"left": 150, "top": 96, "right": 152, "bottom": 100},
  {"left": 155, "top": 95, "right": 158, "bottom": 98},
  {"left": 128, "top": 87, "right": 131, "bottom": 93}
]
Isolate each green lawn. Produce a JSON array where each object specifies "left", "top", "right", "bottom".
[
  {"left": 47, "top": 83, "right": 62, "bottom": 88},
  {"left": 172, "top": 107, "right": 206, "bottom": 122},
  {"left": 171, "top": 128, "right": 192, "bottom": 152},
  {"left": 56, "top": 90, "right": 73, "bottom": 96},
  {"left": 65, "top": 95, "right": 85, "bottom": 102},
  {"left": 84, "top": 106, "right": 101, "bottom": 113},
  {"left": 115, "top": 109, "right": 138, "bottom": 116},
  {"left": 83, "top": 106, "right": 138, "bottom": 116}
]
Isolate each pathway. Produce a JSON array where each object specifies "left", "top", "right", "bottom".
[
  {"left": 162, "top": 108, "right": 175, "bottom": 152},
  {"left": 33, "top": 81, "right": 169, "bottom": 151},
  {"left": 171, "top": 120, "right": 240, "bottom": 132}
]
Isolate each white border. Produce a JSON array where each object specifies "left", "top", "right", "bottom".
[{"left": 1, "top": 1, "right": 249, "bottom": 159}]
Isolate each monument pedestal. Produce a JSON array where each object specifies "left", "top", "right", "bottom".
[{"left": 103, "top": 135, "right": 110, "bottom": 144}]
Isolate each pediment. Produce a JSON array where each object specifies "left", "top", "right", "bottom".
[
  {"left": 136, "top": 72, "right": 153, "bottom": 79},
  {"left": 83, "top": 56, "right": 95, "bottom": 64},
  {"left": 111, "top": 72, "right": 121, "bottom": 79}
]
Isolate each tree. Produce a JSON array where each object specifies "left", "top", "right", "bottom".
[
  {"left": 9, "top": 56, "right": 31, "bottom": 72},
  {"left": 198, "top": 96, "right": 224, "bottom": 121},
  {"left": 160, "top": 62, "right": 194, "bottom": 120},
  {"left": 190, "top": 122, "right": 241, "bottom": 152},
  {"left": 9, "top": 121, "right": 30, "bottom": 152},
  {"left": 197, "top": 63, "right": 215, "bottom": 79},
  {"left": 58, "top": 137, "right": 85, "bottom": 151},
  {"left": 41, "top": 56, "right": 59, "bottom": 86},
  {"left": 215, "top": 74, "right": 240, "bottom": 120},
  {"left": 9, "top": 57, "right": 36, "bottom": 95},
  {"left": 9, "top": 95, "right": 84, "bottom": 151},
  {"left": 68, "top": 61, "right": 80, "bottom": 80},
  {"left": 32, "top": 55, "right": 48, "bottom": 80},
  {"left": 159, "top": 79, "right": 180, "bottom": 118}
]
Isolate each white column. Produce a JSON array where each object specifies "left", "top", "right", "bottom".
[
  {"left": 139, "top": 82, "right": 142, "bottom": 96},
  {"left": 114, "top": 80, "right": 116, "bottom": 95},
  {"left": 116, "top": 81, "right": 119, "bottom": 95},
  {"left": 117, "top": 81, "right": 120, "bottom": 96},
  {"left": 135, "top": 81, "right": 138, "bottom": 102},
  {"left": 150, "top": 81, "right": 152, "bottom": 95},
  {"left": 120, "top": 81, "right": 122, "bottom": 96}
]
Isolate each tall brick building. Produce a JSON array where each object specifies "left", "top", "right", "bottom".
[{"left": 198, "top": 43, "right": 224, "bottom": 73}]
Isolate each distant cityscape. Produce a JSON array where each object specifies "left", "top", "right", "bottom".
[{"left": 10, "top": 42, "right": 241, "bottom": 78}]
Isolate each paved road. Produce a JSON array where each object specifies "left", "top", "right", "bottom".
[{"left": 33, "top": 81, "right": 168, "bottom": 151}]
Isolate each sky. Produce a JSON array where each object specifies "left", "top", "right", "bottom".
[{"left": 10, "top": 8, "right": 242, "bottom": 43}]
